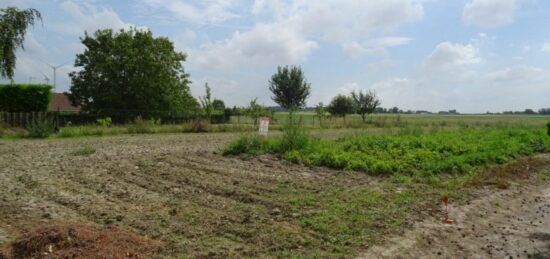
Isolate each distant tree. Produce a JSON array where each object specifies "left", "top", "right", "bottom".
[
  {"left": 212, "top": 99, "right": 225, "bottom": 112},
  {"left": 328, "top": 94, "right": 356, "bottom": 119},
  {"left": 539, "top": 108, "right": 550, "bottom": 115},
  {"left": 390, "top": 107, "right": 400, "bottom": 114},
  {"left": 0, "top": 7, "right": 42, "bottom": 80},
  {"left": 199, "top": 82, "right": 213, "bottom": 119},
  {"left": 314, "top": 102, "right": 328, "bottom": 126},
  {"left": 524, "top": 109, "right": 536, "bottom": 115},
  {"left": 246, "top": 98, "right": 270, "bottom": 125},
  {"left": 268, "top": 65, "right": 311, "bottom": 124},
  {"left": 351, "top": 90, "right": 380, "bottom": 122},
  {"left": 69, "top": 28, "right": 197, "bottom": 118}
]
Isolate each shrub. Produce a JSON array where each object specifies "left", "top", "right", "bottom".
[
  {"left": 0, "top": 84, "right": 52, "bottom": 112},
  {"left": 96, "top": 117, "right": 112, "bottom": 127},
  {"left": 127, "top": 116, "right": 160, "bottom": 134},
  {"left": 223, "top": 134, "right": 268, "bottom": 155},
  {"left": 547, "top": 121, "right": 550, "bottom": 136},
  {"left": 188, "top": 119, "right": 211, "bottom": 133},
  {"left": 26, "top": 118, "right": 55, "bottom": 138},
  {"left": 278, "top": 124, "right": 310, "bottom": 152}
]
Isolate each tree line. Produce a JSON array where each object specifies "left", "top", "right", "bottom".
[{"left": 1, "top": 7, "right": 548, "bottom": 121}]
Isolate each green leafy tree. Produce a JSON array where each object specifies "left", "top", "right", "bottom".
[
  {"left": 68, "top": 28, "right": 197, "bottom": 118},
  {"left": 268, "top": 65, "right": 311, "bottom": 124},
  {"left": 199, "top": 82, "right": 213, "bottom": 119},
  {"left": 328, "top": 94, "right": 356, "bottom": 119},
  {"left": 0, "top": 7, "right": 42, "bottom": 80},
  {"left": 315, "top": 102, "right": 328, "bottom": 126},
  {"left": 212, "top": 99, "right": 225, "bottom": 112},
  {"left": 351, "top": 90, "right": 381, "bottom": 122},
  {"left": 246, "top": 98, "right": 270, "bottom": 125}
]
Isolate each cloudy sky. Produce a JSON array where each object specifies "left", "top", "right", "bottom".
[{"left": 1, "top": 0, "right": 549, "bottom": 113}]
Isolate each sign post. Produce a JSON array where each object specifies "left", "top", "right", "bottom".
[{"left": 259, "top": 117, "right": 270, "bottom": 136}]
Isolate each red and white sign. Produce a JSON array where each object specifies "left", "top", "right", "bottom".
[{"left": 259, "top": 117, "right": 270, "bottom": 136}]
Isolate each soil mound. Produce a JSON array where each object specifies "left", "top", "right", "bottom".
[{"left": 2, "top": 223, "right": 162, "bottom": 258}]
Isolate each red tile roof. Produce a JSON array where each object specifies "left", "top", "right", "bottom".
[{"left": 50, "top": 93, "right": 80, "bottom": 112}]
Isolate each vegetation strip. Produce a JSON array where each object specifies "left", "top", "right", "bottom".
[{"left": 226, "top": 127, "right": 550, "bottom": 177}]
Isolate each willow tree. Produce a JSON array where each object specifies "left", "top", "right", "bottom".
[{"left": 0, "top": 7, "right": 42, "bottom": 80}]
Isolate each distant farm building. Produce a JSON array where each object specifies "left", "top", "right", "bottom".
[{"left": 50, "top": 93, "right": 80, "bottom": 112}]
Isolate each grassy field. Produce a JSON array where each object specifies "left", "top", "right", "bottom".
[
  {"left": 231, "top": 112, "right": 550, "bottom": 128},
  {"left": 0, "top": 115, "right": 549, "bottom": 257},
  {"left": 2, "top": 113, "right": 549, "bottom": 139}
]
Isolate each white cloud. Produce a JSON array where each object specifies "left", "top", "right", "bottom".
[
  {"left": 190, "top": 22, "right": 318, "bottom": 69},
  {"left": 341, "top": 42, "right": 384, "bottom": 60},
  {"left": 173, "top": 29, "right": 197, "bottom": 52},
  {"left": 463, "top": 0, "right": 518, "bottom": 28},
  {"left": 139, "top": 0, "right": 241, "bottom": 24},
  {"left": 542, "top": 43, "right": 550, "bottom": 53},
  {"left": 54, "top": 1, "right": 143, "bottom": 35},
  {"left": 288, "top": 1, "right": 423, "bottom": 46},
  {"left": 422, "top": 42, "right": 480, "bottom": 73},
  {"left": 486, "top": 65, "right": 544, "bottom": 83},
  {"left": 191, "top": 0, "right": 423, "bottom": 68}
]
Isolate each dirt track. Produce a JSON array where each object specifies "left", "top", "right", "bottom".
[{"left": 361, "top": 155, "right": 550, "bottom": 259}]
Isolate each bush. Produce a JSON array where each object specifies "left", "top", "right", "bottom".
[
  {"left": 96, "top": 117, "right": 112, "bottom": 127},
  {"left": 547, "top": 121, "right": 550, "bottom": 136},
  {"left": 26, "top": 118, "right": 55, "bottom": 138},
  {"left": 127, "top": 116, "right": 160, "bottom": 134},
  {"left": 188, "top": 119, "right": 211, "bottom": 133},
  {"left": 278, "top": 124, "right": 310, "bottom": 152},
  {"left": 223, "top": 134, "right": 275, "bottom": 155},
  {"left": 0, "top": 84, "right": 52, "bottom": 112}
]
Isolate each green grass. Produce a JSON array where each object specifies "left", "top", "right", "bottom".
[
  {"left": 226, "top": 127, "right": 550, "bottom": 177},
  {"left": 71, "top": 145, "right": 96, "bottom": 156}
]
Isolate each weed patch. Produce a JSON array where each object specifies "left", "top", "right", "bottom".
[
  {"left": 71, "top": 145, "right": 96, "bottom": 156},
  {"left": 26, "top": 119, "right": 56, "bottom": 139},
  {"left": 226, "top": 127, "right": 550, "bottom": 177}
]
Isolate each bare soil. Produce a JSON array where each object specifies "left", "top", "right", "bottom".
[
  {"left": 360, "top": 154, "right": 550, "bottom": 259},
  {"left": 0, "top": 132, "right": 549, "bottom": 258},
  {"left": 0, "top": 132, "right": 374, "bottom": 257}
]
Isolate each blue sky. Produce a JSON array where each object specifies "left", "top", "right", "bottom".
[{"left": 1, "top": 0, "right": 549, "bottom": 113}]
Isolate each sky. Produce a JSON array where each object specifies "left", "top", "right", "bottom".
[{"left": 1, "top": 0, "right": 549, "bottom": 113}]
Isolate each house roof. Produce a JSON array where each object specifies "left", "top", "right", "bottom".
[{"left": 50, "top": 93, "right": 80, "bottom": 112}]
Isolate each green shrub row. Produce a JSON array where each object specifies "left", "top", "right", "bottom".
[
  {"left": 0, "top": 84, "right": 52, "bottom": 112},
  {"left": 225, "top": 127, "right": 550, "bottom": 176}
]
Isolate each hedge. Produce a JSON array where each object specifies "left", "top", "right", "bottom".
[{"left": 0, "top": 84, "right": 52, "bottom": 112}]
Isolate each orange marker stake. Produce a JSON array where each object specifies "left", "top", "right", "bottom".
[{"left": 442, "top": 196, "right": 454, "bottom": 224}]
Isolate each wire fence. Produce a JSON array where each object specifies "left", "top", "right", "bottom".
[{"left": 0, "top": 110, "right": 370, "bottom": 129}]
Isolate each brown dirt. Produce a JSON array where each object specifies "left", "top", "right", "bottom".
[
  {"left": 1, "top": 132, "right": 549, "bottom": 258},
  {"left": 1, "top": 223, "right": 162, "bottom": 258},
  {"left": 0, "top": 132, "right": 373, "bottom": 257},
  {"left": 359, "top": 154, "right": 550, "bottom": 259}
]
